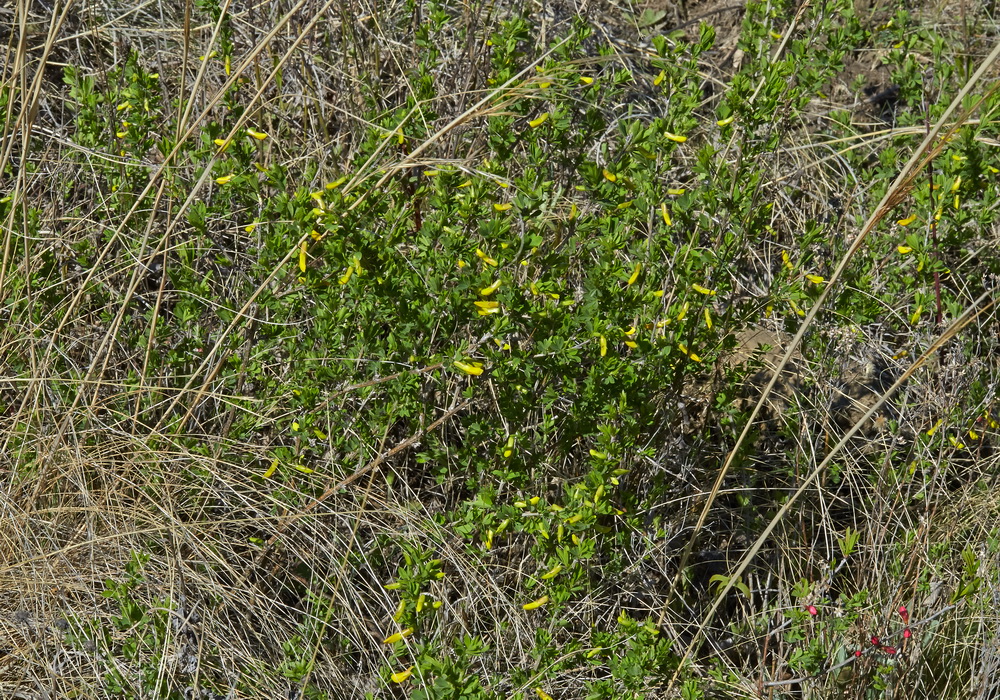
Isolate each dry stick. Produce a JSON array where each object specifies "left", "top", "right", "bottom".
[
  {"left": 658, "top": 34, "right": 1000, "bottom": 681},
  {"left": 261, "top": 398, "right": 471, "bottom": 548}
]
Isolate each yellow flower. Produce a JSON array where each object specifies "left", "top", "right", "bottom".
[
  {"left": 541, "top": 564, "right": 563, "bottom": 580},
  {"left": 897, "top": 213, "right": 917, "bottom": 226},
  {"left": 494, "top": 202, "right": 513, "bottom": 212},
  {"left": 454, "top": 360, "right": 484, "bottom": 376},
  {"left": 475, "top": 248, "right": 498, "bottom": 266},
  {"left": 383, "top": 627, "right": 414, "bottom": 644},
  {"left": 627, "top": 263, "right": 641, "bottom": 286},
  {"left": 805, "top": 274, "right": 824, "bottom": 284},
  {"left": 523, "top": 595, "right": 549, "bottom": 610},
  {"left": 667, "top": 188, "right": 685, "bottom": 196},
  {"left": 480, "top": 279, "right": 502, "bottom": 296},
  {"left": 660, "top": 203, "right": 672, "bottom": 226},
  {"left": 245, "top": 128, "right": 268, "bottom": 140},
  {"left": 717, "top": 115, "right": 735, "bottom": 127},
  {"left": 261, "top": 459, "right": 278, "bottom": 479},
  {"left": 391, "top": 667, "right": 414, "bottom": 683},
  {"left": 580, "top": 76, "right": 594, "bottom": 84},
  {"left": 704, "top": 308, "right": 712, "bottom": 329},
  {"left": 664, "top": 131, "right": 687, "bottom": 143},
  {"left": 215, "top": 174, "right": 234, "bottom": 185},
  {"left": 691, "top": 283, "right": 716, "bottom": 295},
  {"left": 299, "top": 241, "right": 308, "bottom": 273},
  {"left": 897, "top": 245, "right": 912, "bottom": 254},
  {"left": 599, "top": 334, "right": 607, "bottom": 357},
  {"left": 653, "top": 70, "right": 666, "bottom": 86},
  {"left": 528, "top": 112, "right": 549, "bottom": 128},
  {"left": 602, "top": 168, "right": 617, "bottom": 182},
  {"left": 474, "top": 300, "right": 501, "bottom": 315}
]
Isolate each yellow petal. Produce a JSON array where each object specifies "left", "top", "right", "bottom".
[
  {"left": 454, "top": 360, "right": 484, "bottom": 376},
  {"left": 897, "top": 245, "right": 912, "bottom": 254},
  {"left": 627, "top": 263, "right": 641, "bottom": 286},
  {"left": 660, "top": 203, "right": 672, "bottom": 226},
  {"left": 215, "top": 174, "right": 234, "bottom": 185},
  {"left": 480, "top": 279, "right": 502, "bottom": 296},
  {"left": 383, "top": 627, "right": 414, "bottom": 644},
  {"left": 528, "top": 112, "right": 549, "bottom": 128},
  {"left": 299, "top": 241, "right": 307, "bottom": 273},
  {"left": 717, "top": 115, "right": 735, "bottom": 127},
  {"left": 599, "top": 334, "right": 607, "bottom": 357},
  {"left": 474, "top": 300, "right": 501, "bottom": 314},
  {"left": 494, "top": 202, "right": 513, "bottom": 211},
  {"left": 391, "top": 667, "right": 414, "bottom": 683},
  {"left": 704, "top": 308, "right": 712, "bottom": 329},
  {"left": 339, "top": 266, "right": 354, "bottom": 285},
  {"left": 261, "top": 459, "right": 278, "bottom": 479},
  {"left": 580, "top": 76, "right": 594, "bottom": 84},
  {"left": 541, "top": 564, "right": 563, "bottom": 580},
  {"left": 653, "top": 70, "right": 665, "bottom": 86},
  {"left": 246, "top": 128, "right": 268, "bottom": 140},
  {"left": 667, "top": 188, "right": 685, "bottom": 196},
  {"left": 897, "top": 213, "right": 917, "bottom": 226},
  {"left": 602, "top": 168, "right": 617, "bottom": 182},
  {"left": 805, "top": 274, "right": 824, "bottom": 284},
  {"left": 475, "top": 248, "right": 498, "bottom": 266},
  {"left": 664, "top": 131, "right": 687, "bottom": 143},
  {"left": 523, "top": 595, "right": 549, "bottom": 610},
  {"left": 327, "top": 176, "right": 348, "bottom": 189},
  {"left": 691, "top": 283, "right": 716, "bottom": 295},
  {"left": 625, "top": 340, "right": 638, "bottom": 349}
]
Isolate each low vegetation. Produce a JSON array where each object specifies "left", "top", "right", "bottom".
[{"left": 1, "top": 0, "right": 999, "bottom": 697}]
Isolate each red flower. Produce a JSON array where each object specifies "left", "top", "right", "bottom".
[
  {"left": 854, "top": 650, "right": 863, "bottom": 657},
  {"left": 903, "top": 628, "right": 912, "bottom": 639},
  {"left": 898, "top": 605, "right": 909, "bottom": 624},
  {"left": 871, "top": 635, "right": 880, "bottom": 646},
  {"left": 807, "top": 605, "right": 818, "bottom": 616},
  {"left": 882, "top": 646, "right": 897, "bottom": 655}
]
